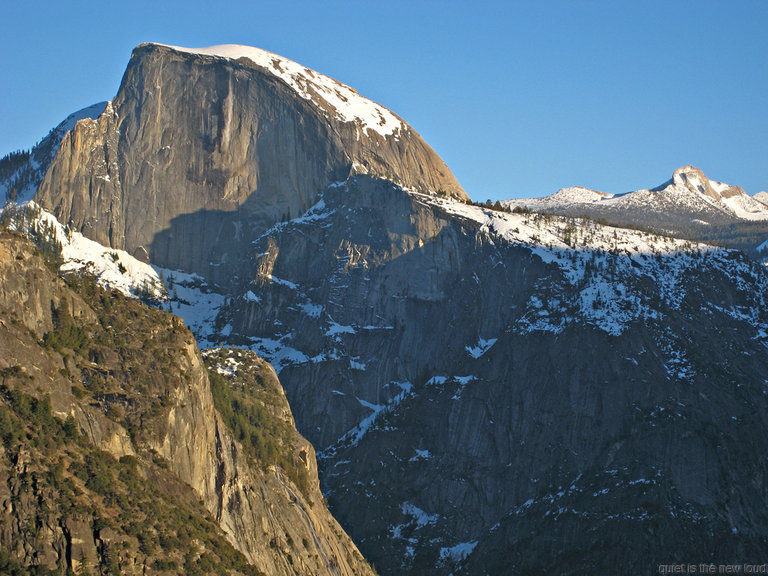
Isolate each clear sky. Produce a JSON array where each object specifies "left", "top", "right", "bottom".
[{"left": 1, "top": 0, "right": 766, "bottom": 200}]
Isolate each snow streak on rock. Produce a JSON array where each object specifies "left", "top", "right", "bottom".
[
  {"left": 414, "top": 191, "right": 768, "bottom": 338},
  {"left": 3, "top": 202, "right": 228, "bottom": 347}
]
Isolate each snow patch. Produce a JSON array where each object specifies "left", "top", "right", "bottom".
[
  {"left": 332, "top": 397, "right": 384, "bottom": 446},
  {"left": 326, "top": 321, "right": 357, "bottom": 337},
  {"left": 157, "top": 267, "right": 226, "bottom": 346},
  {"left": 409, "top": 449, "right": 432, "bottom": 462},
  {"left": 439, "top": 541, "right": 478, "bottom": 563},
  {"left": 320, "top": 380, "right": 415, "bottom": 457},
  {"left": 243, "top": 290, "right": 260, "bottom": 302},
  {"left": 400, "top": 502, "right": 439, "bottom": 528},
  {"left": 214, "top": 355, "right": 242, "bottom": 376},
  {"left": 299, "top": 302, "right": 323, "bottom": 318},
  {"left": 245, "top": 337, "right": 309, "bottom": 373},
  {"left": 267, "top": 275, "right": 298, "bottom": 289},
  {"left": 9, "top": 203, "right": 165, "bottom": 300},
  {"left": 3, "top": 203, "right": 231, "bottom": 348},
  {"left": 466, "top": 337, "right": 498, "bottom": 358},
  {"left": 349, "top": 358, "right": 367, "bottom": 370}
]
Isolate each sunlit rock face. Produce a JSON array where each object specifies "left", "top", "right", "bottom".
[{"left": 35, "top": 43, "right": 465, "bottom": 285}]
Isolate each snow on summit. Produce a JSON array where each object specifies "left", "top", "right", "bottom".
[
  {"left": 157, "top": 43, "right": 405, "bottom": 138},
  {"left": 506, "top": 165, "right": 768, "bottom": 222},
  {"left": 534, "top": 186, "right": 613, "bottom": 208}
]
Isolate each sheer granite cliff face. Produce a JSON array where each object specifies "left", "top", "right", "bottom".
[
  {"left": 0, "top": 230, "right": 374, "bottom": 576},
  {"left": 14, "top": 42, "right": 768, "bottom": 576},
  {"left": 35, "top": 43, "right": 465, "bottom": 282}
]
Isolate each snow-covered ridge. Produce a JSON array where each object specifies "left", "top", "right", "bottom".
[
  {"left": 1, "top": 102, "right": 108, "bottom": 206},
  {"left": 6, "top": 202, "right": 163, "bottom": 298},
  {"left": 52, "top": 102, "right": 109, "bottom": 140},
  {"left": 2, "top": 201, "right": 226, "bottom": 346},
  {"left": 753, "top": 191, "right": 768, "bottom": 207},
  {"left": 413, "top": 190, "right": 767, "bottom": 337},
  {"left": 525, "top": 186, "right": 615, "bottom": 209},
  {"left": 506, "top": 166, "right": 768, "bottom": 222},
  {"left": 415, "top": 190, "right": 720, "bottom": 263},
  {"left": 155, "top": 43, "right": 405, "bottom": 139}
]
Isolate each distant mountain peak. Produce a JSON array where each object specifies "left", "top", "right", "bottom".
[
  {"left": 505, "top": 165, "right": 768, "bottom": 251},
  {"left": 670, "top": 165, "right": 719, "bottom": 199},
  {"left": 672, "top": 164, "right": 707, "bottom": 182},
  {"left": 553, "top": 186, "right": 613, "bottom": 201}
]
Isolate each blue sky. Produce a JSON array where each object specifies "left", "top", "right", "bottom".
[{"left": 2, "top": 1, "right": 766, "bottom": 200}]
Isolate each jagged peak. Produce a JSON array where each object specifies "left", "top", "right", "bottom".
[
  {"left": 146, "top": 43, "right": 406, "bottom": 139},
  {"left": 669, "top": 165, "right": 717, "bottom": 198},
  {"left": 662, "top": 165, "right": 753, "bottom": 203},
  {"left": 672, "top": 164, "right": 707, "bottom": 182},
  {"left": 634, "top": 166, "right": 768, "bottom": 221}
]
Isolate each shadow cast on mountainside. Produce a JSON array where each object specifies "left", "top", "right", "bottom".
[{"left": 147, "top": 167, "right": 355, "bottom": 288}]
